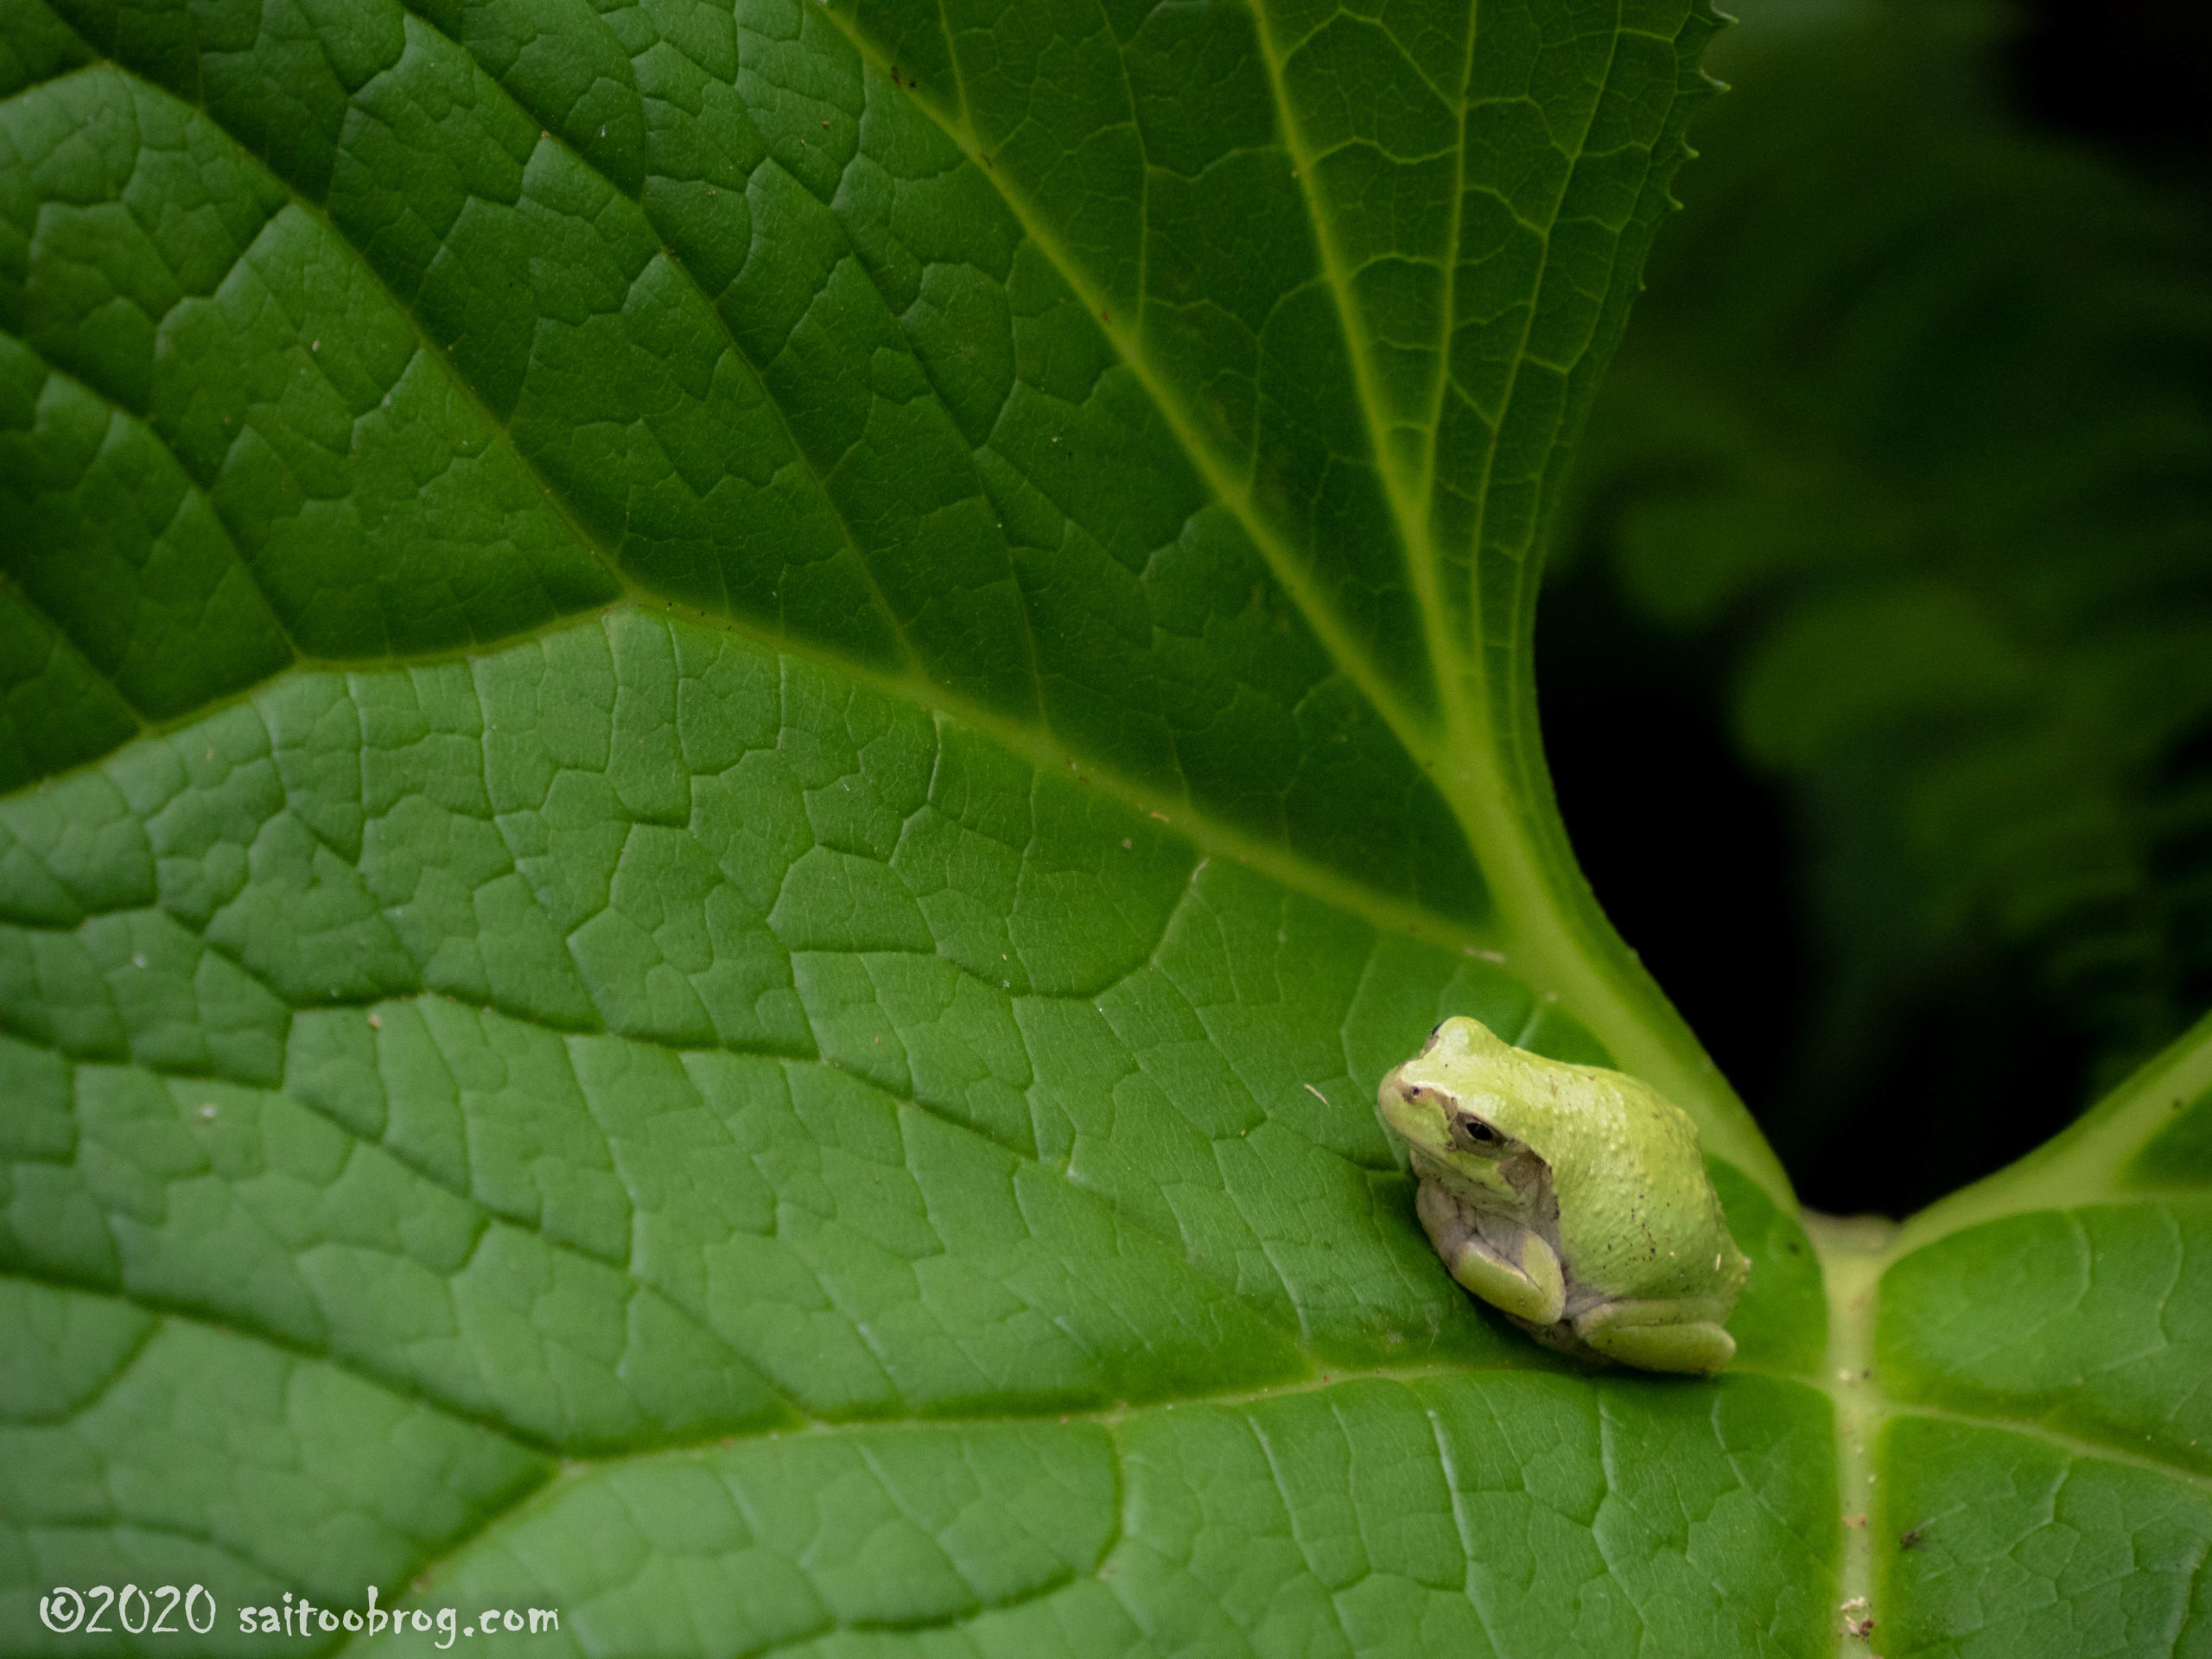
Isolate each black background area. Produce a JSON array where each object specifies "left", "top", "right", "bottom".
[{"left": 1537, "top": 0, "right": 2212, "bottom": 1216}]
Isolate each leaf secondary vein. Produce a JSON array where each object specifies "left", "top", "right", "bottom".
[
  {"left": 0, "top": 1262, "right": 561, "bottom": 1456},
  {"left": 1896, "top": 1007, "right": 2212, "bottom": 1252},
  {"left": 389, "top": 5, "right": 944, "bottom": 687},
  {"left": 0, "top": 567, "right": 153, "bottom": 737},
  {"left": 8, "top": 874, "right": 1370, "bottom": 1382},
  {"left": 26, "top": 1516, "right": 351, "bottom": 1591},
  {"left": 812, "top": 3, "right": 1444, "bottom": 771},
  {"left": 1244, "top": 8, "right": 1429, "bottom": 540},
  {"left": 1455, "top": 25, "right": 1631, "bottom": 601},
  {"left": 1416, "top": 4, "right": 1485, "bottom": 720},
  {"left": 0, "top": 343, "right": 315, "bottom": 694},
  {"left": 1885, "top": 1403, "right": 2212, "bottom": 1497}
]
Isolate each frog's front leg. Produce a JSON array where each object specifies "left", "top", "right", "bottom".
[
  {"left": 1572, "top": 1298, "right": 1737, "bottom": 1375},
  {"left": 1415, "top": 1183, "right": 1566, "bottom": 1325}
]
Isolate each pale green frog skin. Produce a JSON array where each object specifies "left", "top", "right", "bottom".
[{"left": 1376, "top": 1016, "right": 1750, "bottom": 1375}]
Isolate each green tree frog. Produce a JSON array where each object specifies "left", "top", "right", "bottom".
[{"left": 1377, "top": 1016, "right": 1750, "bottom": 1374}]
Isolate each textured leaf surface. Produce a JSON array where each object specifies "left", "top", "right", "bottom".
[{"left": 3, "top": 0, "right": 2209, "bottom": 1653}]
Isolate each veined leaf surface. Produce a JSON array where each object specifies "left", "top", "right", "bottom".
[{"left": 2, "top": 0, "right": 2207, "bottom": 1654}]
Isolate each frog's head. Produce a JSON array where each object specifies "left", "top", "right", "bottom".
[{"left": 1376, "top": 1016, "right": 1548, "bottom": 1210}]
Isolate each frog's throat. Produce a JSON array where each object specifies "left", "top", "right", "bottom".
[{"left": 1409, "top": 1146, "right": 1541, "bottom": 1220}]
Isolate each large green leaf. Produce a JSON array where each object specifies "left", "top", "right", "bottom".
[{"left": 0, "top": 0, "right": 2206, "bottom": 1653}]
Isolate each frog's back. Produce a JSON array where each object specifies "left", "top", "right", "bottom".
[{"left": 1517, "top": 1058, "right": 1742, "bottom": 1302}]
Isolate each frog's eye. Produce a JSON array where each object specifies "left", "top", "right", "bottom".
[{"left": 1448, "top": 1114, "right": 1505, "bottom": 1154}]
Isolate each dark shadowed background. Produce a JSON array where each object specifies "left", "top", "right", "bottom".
[{"left": 1543, "top": 0, "right": 2212, "bottom": 1214}]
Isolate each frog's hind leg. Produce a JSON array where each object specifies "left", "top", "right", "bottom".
[
  {"left": 1415, "top": 1184, "right": 1566, "bottom": 1325},
  {"left": 1573, "top": 1300, "right": 1737, "bottom": 1375}
]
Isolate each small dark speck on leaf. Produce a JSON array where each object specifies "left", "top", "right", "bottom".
[{"left": 1898, "top": 1528, "right": 1925, "bottom": 1550}]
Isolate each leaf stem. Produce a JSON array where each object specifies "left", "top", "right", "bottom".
[{"left": 1424, "top": 713, "right": 1792, "bottom": 1198}]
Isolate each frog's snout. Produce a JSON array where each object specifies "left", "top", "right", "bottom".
[
  {"left": 1376, "top": 1065, "right": 1439, "bottom": 1146},
  {"left": 1376, "top": 1065, "right": 1404, "bottom": 1114}
]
